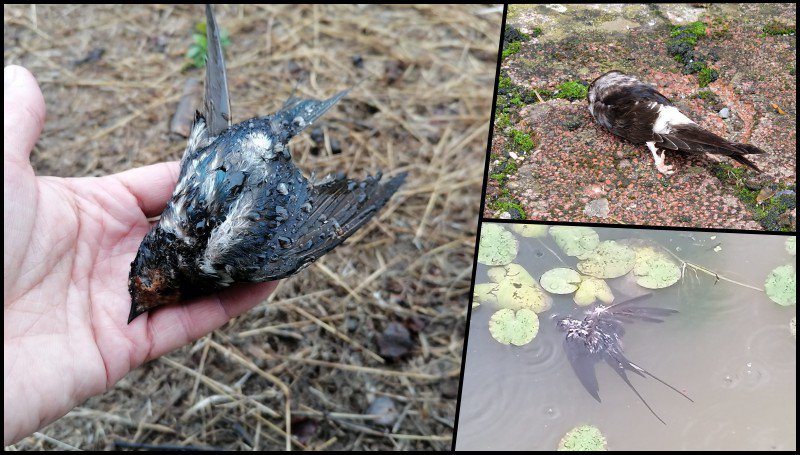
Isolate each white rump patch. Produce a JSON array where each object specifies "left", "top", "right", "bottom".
[{"left": 652, "top": 105, "right": 694, "bottom": 135}]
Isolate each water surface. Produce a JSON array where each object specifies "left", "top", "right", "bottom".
[{"left": 457, "top": 226, "right": 795, "bottom": 450}]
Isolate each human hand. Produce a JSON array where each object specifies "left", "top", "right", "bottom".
[{"left": 3, "top": 65, "right": 277, "bottom": 445}]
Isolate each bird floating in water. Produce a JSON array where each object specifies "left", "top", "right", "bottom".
[
  {"left": 557, "top": 293, "right": 693, "bottom": 424},
  {"left": 127, "top": 5, "right": 406, "bottom": 323},
  {"left": 588, "top": 70, "right": 764, "bottom": 175}
]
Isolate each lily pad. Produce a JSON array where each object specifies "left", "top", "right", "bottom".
[
  {"left": 558, "top": 425, "right": 607, "bottom": 451},
  {"left": 472, "top": 283, "right": 496, "bottom": 308},
  {"left": 476, "top": 264, "right": 552, "bottom": 313},
  {"left": 577, "top": 240, "right": 636, "bottom": 279},
  {"left": 510, "top": 224, "right": 548, "bottom": 238},
  {"left": 549, "top": 226, "right": 600, "bottom": 259},
  {"left": 540, "top": 268, "right": 582, "bottom": 294},
  {"left": 764, "top": 265, "right": 796, "bottom": 306},
  {"left": 489, "top": 308, "right": 539, "bottom": 346},
  {"left": 632, "top": 247, "right": 682, "bottom": 289},
  {"left": 478, "top": 223, "right": 518, "bottom": 266},
  {"left": 574, "top": 276, "right": 614, "bottom": 306},
  {"left": 787, "top": 237, "right": 796, "bottom": 256}
]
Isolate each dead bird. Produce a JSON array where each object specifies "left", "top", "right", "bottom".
[
  {"left": 127, "top": 5, "right": 406, "bottom": 323},
  {"left": 588, "top": 70, "right": 764, "bottom": 175},
  {"left": 557, "top": 294, "right": 693, "bottom": 424}
]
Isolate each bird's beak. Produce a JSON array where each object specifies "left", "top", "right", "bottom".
[{"left": 128, "top": 304, "right": 147, "bottom": 324}]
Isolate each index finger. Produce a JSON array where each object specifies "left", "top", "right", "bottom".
[{"left": 113, "top": 161, "right": 180, "bottom": 218}]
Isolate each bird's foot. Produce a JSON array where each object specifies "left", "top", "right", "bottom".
[{"left": 654, "top": 151, "right": 674, "bottom": 176}]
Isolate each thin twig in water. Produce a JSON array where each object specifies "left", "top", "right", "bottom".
[{"left": 664, "top": 249, "right": 763, "bottom": 292}]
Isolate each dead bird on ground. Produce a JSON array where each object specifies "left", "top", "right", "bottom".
[{"left": 588, "top": 70, "right": 764, "bottom": 175}]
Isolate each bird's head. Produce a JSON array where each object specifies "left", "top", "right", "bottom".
[
  {"left": 557, "top": 317, "right": 582, "bottom": 332},
  {"left": 127, "top": 229, "right": 182, "bottom": 323},
  {"left": 587, "top": 70, "right": 626, "bottom": 105}
]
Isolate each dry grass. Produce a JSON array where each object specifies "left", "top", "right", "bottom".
[{"left": 4, "top": 4, "right": 500, "bottom": 450}]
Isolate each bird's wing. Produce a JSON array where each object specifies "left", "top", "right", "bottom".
[
  {"left": 564, "top": 338, "right": 601, "bottom": 402},
  {"left": 205, "top": 170, "right": 407, "bottom": 282},
  {"left": 268, "top": 89, "right": 352, "bottom": 142},
  {"left": 174, "top": 4, "right": 232, "bottom": 199},
  {"left": 204, "top": 3, "right": 231, "bottom": 136},
  {"left": 594, "top": 85, "right": 669, "bottom": 144},
  {"left": 655, "top": 123, "right": 763, "bottom": 171},
  {"left": 600, "top": 293, "right": 678, "bottom": 324},
  {"left": 603, "top": 352, "right": 666, "bottom": 425}
]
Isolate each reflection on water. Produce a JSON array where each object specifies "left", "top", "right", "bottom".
[{"left": 456, "top": 226, "right": 796, "bottom": 451}]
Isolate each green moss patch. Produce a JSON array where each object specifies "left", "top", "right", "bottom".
[
  {"left": 666, "top": 20, "right": 719, "bottom": 87},
  {"left": 763, "top": 21, "right": 796, "bottom": 36},
  {"left": 554, "top": 81, "right": 588, "bottom": 101},
  {"left": 713, "top": 163, "right": 796, "bottom": 232},
  {"left": 697, "top": 66, "right": 719, "bottom": 88},
  {"left": 670, "top": 21, "right": 706, "bottom": 45},
  {"left": 502, "top": 41, "right": 522, "bottom": 59},
  {"left": 511, "top": 129, "right": 536, "bottom": 153},
  {"left": 502, "top": 24, "right": 531, "bottom": 60}
]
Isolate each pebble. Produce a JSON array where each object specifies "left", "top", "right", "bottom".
[
  {"left": 584, "top": 198, "right": 610, "bottom": 218},
  {"left": 719, "top": 107, "right": 730, "bottom": 119},
  {"left": 499, "top": 212, "right": 512, "bottom": 220}
]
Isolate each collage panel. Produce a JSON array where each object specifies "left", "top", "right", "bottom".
[
  {"left": 4, "top": 4, "right": 502, "bottom": 450},
  {"left": 457, "top": 222, "right": 796, "bottom": 450},
  {"left": 486, "top": 3, "right": 796, "bottom": 232},
  {"left": 4, "top": 3, "right": 797, "bottom": 452}
]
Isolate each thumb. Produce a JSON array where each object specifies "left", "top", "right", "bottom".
[{"left": 4, "top": 65, "right": 46, "bottom": 166}]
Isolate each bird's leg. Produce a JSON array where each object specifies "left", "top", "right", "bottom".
[{"left": 646, "top": 142, "right": 674, "bottom": 175}]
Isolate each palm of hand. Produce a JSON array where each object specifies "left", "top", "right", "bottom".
[{"left": 3, "top": 66, "right": 276, "bottom": 445}]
